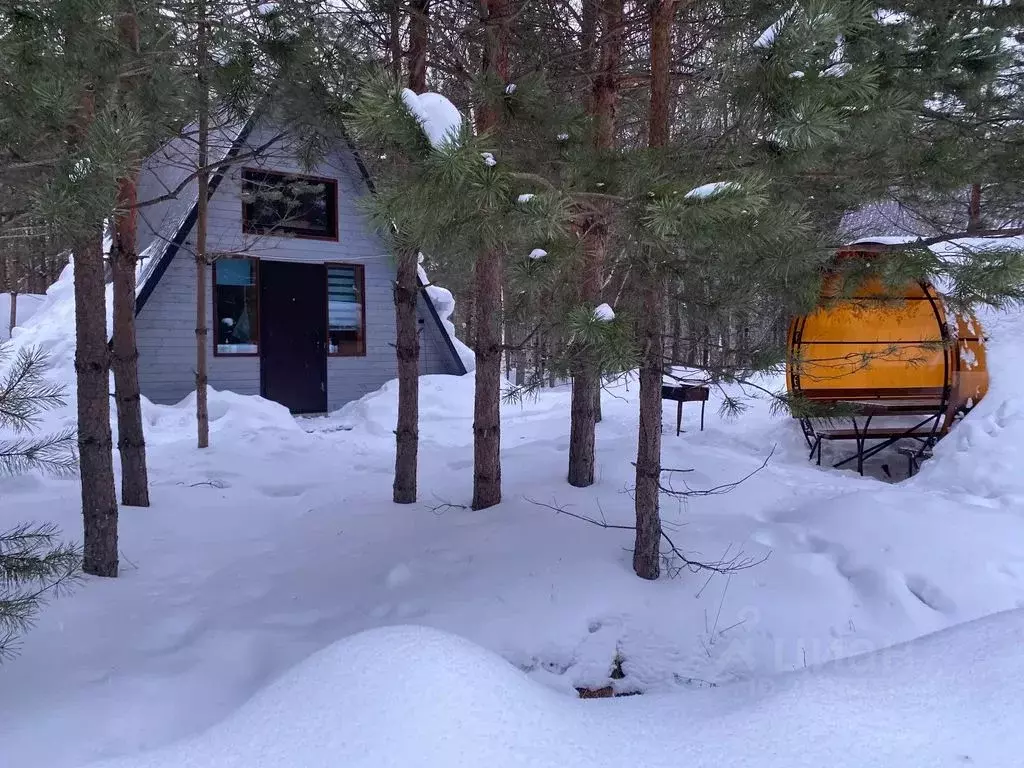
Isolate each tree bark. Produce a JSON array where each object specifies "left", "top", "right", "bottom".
[
  {"left": 470, "top": 0, "right": 511, "bottom": 511},
  {"left": 968, "top": 183, "right": 984, "bottom": 233},
  {"left": 388, "top": 0, "right": 403, "bottom": 81},
  {"left": 195, "top": 0, "right": 210, "bottom": 449},
  {"left": 66, "top": 78, "right": 118, "bottom": 578},
  {"left": 408, "top": 0, "right": 430, "bottom": 93},
  {"left": 7, "top": 291, "right": 15, "bottom": 336},
  {"left": 393, "top": 248, "right": 420, "bottom": 503},
  {"left": 633, "top": 278, "right": 664, "bottom": 580},
  {"left": 670, "top": 287, "right": 682, "bottom": 366},
  {"left": 567, "top": 0, "right": 623, "bottom": 487},
  {"left": 633, "top": 0, "right": 677, "bottom": 580},
  {"left": 111, "top": 208, "right": 149, "bottom": 506},
  {"left": 110, "top": 1, "right": 149, "bottom": 507},
  {"left": 392, "top": 5, "right": 431, "bottom": 504},
  {"left": 76, "top": 231, "right": 119, "bottom": 578},
  {"left": 472, "top": 248, "right": 503, "bottom": 509}
]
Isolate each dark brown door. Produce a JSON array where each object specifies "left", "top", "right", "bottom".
[{"left": 259, "top": 260, "right": 327, "bottom": 414}]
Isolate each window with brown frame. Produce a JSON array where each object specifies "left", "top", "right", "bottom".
[
  {"left": 213, "top": 258, "right": 259, "bottom": 356},
  {"left": 241, "top": 169, "right": 338, "bottom": 240},
  {"left": 327, "top": 264, "right": 366, "bottom": 356}
]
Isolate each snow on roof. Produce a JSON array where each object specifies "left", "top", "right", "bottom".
[{"left": 400, "top": 89, "right": 463, "bottom": 150}]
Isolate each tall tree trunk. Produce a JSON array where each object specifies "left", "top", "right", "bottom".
[
  {"left": 670, "top": 288, "right": 682, "bottom": 366},
  {"left": 7, "top": 290, "right": 15, "bottom": 336},
  {"left": 567, "top": 0, "right": 623, "bottom": 487},
  {"left": 472, "top": 248, "right": 503, "bottom": 509},
  {"left": 69, "top": 80, "right": 118, "bottom": 578},
  {"left": 393, "top": 3, "right": 431, "bottom": 504},
  {"left": 388, "top": 0, "right": 403, "bottom": 81},
  {"left": 195, "top": 0, "right": 210, "bottom": 449},
  {"left": 633, "top": 0, "right": 677, "bottom": 581},
  {"left": 110, "top": 1, "right": 149, "bottom": 507},
  {"left": 76, "top": 231, "right": 119, "bottom": 577},
  {"left": 408, "top": 0, "right": 429, "bottom": 93},
  {"left": 968, "top": 183, "right": 984, "bottom": 233},
  {"left": 470, "top": 0, "right": 511, "bottom": 511},
  {"left": 633, "top": 277, "right": 664, "bottom": 580},
  {"left": 111, "top": 208, "right": 149, "bottom": 506},
  {"left": 393, "top": 247, "right": 419, "bottom": 503}
]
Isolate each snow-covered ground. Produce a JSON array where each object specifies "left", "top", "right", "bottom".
[{"left": 2, "top": 289, "right": 1024, "bottom": 765}]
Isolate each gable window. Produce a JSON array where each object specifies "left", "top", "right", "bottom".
[
  {"left": 242, "top": 169, "right": 338, "bottom": 240},
  {"left": 327, "top": 264, "right": 366, "bottom": 356},
  {"left": 213, "top": 258, "right": 258, "bottom": 355}
]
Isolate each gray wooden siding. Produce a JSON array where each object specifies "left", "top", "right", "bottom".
[{"left": 135, "top": 117, "right": 458, "bottom": 411}]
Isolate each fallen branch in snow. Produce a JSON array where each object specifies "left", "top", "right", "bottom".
[
  {"left": 525, "top": 497, "right": 766, "bottom": 578},
  {"left": 428, "top": 497, "right": 469, "bottom": 516},
  {"left": 658, "top": 447, "right": 775, "bottom": 498}
]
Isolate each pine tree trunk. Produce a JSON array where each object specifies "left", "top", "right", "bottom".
[
  {"left": 393, "top": 247, "right": 420, "bottom": 503},
  {"left": 633, "top": 0, "right": 677, "bottom": 581},
  {"left": 567, "top": 0, "right": 622, "bottom": 487},
  {"left": 968, "top": 183, "right": 984, "bottom": 233},
  {"left": 408, "top": 0, "right": 429, "bottom": 93},
  {"left": 472, "top": 249, "right": 503, "bottom": 509},
  {"left": 470, "top": 0, "right": 511, "bottom": 511},
  {"left": 110, "top": 1, "right": 149, "bottom": 507},
  {"left": 8, "top": 290, "right": 16, "bottom": 336},
  {"left": 392, "top": 6, "right": 430, "bottom": 504},
  {"left": 633, "top": 277, "right": 664, "bottom": 580},
  {"left": 670, "top": 291, "right": 683, "bottom": 366},
  {"left": 195, "top": 1, "right": 210, "bottom": 449},
  {"left": 75, "top": 232, "right": 119, "bottom": 578},
  {"left": 111, "top": 212, "right": 150, "bottom": 507},
  {"left": 388, "top": 0, "right": 402, "bottom": 81}
]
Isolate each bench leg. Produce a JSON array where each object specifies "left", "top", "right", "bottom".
[
  {"left": 700, "top": 401, "right": 705, "bottom": 431},
  {"left": 676, "top": 400, "right": 683, "bottom": 436}
]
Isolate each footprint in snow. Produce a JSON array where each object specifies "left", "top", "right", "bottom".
[{"left": 904, "top": 574, "right": 956, "bottom": 613}]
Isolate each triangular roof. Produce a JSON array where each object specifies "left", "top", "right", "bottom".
[{"left": 133, "top": 114, "right": 468, "bottom": 376}]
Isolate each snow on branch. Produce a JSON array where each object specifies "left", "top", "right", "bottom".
[
  {"left": 400, "top": 89, "right": 463, "bottom": 150},
  {"left": 684, "top": 181, "right": 741, "bottom": 201}
]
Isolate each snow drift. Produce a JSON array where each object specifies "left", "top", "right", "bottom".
[{"left": 85, "top": 615, "right": 1024, "bottom": 768}]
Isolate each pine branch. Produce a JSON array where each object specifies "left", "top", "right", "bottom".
[
  {"left": 0, "top": 522, "right": 81, "bottom": 660},
  {"left": 0, "top": 428, "right": 77, "bottom": 477},
  {"left": 0, "top": 345, "right": 67, "bottom": 433}
]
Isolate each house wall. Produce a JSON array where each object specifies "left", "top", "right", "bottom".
[{"left": 135, "top": 118, "right": 458, "bottom": 411}]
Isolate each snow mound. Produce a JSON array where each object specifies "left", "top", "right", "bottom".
[
  {"left": 141, "top": 389, "right": 302, "bottom": 446},
  {"left": 85, "top": 614, "right": 1024, "bottom": 768},
  {"left": 914, "top": 303, "right": 1024, "bottom": 501},
  {"left": 329, "top": 373, "right": 481, "bottom": 444},
  {"left": 0, "top": 292, "right": 46, "bottom": 341}
]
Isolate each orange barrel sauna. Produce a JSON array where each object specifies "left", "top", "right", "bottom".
[{"left": 787, "top": 244, "right": 989, "bottom": 459}]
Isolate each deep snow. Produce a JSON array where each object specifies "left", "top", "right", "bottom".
[
  {"left": 84, "top": 616, "right": 1024, "bottom": 768},
  {"left": 2, "top": 276, "right": 1024, "bottom": 765}
]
